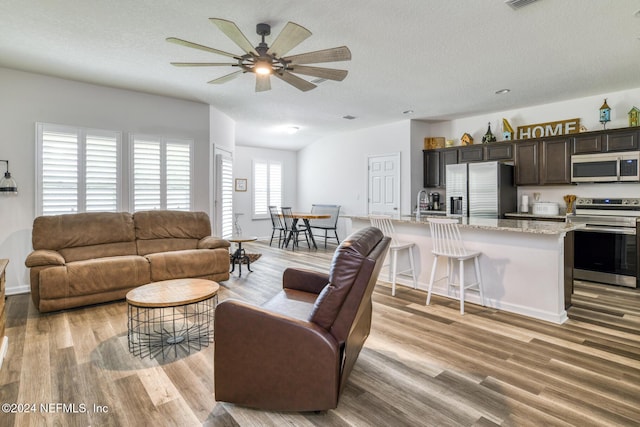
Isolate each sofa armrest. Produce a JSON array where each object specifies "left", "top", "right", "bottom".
[
  {"left": 214, "top": 299, "right": 340, "bottom": 411},
  {"left": 25, "top": 250, "right": 66, "bottom": 268},
  {"left": 282, "top": 268, "right": 330, "bottom": 294},
  {"left": 197, "top": 236, "right": 231, "bottom": 250}
]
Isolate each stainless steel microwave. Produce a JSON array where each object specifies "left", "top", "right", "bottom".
[{"left": 571, "top": 151, "right": 640, "bottom": 183}]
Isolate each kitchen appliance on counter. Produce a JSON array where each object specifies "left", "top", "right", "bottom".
[
  {"left": 567, "top": 197, "right": 639, "bottom": 288},
  {"left": 415, "top": 190, "right": 445, "bottom": 220},
  {"left": 445, "top": 162, "right": 517, "bottom": 218},
  {"left": 571, "top": 151, "right": 640, "bottom": 183},
  {"left": 429, "top": 192, "right": 440, "bottom": 210},
  {"left": 532, "top": 201, "right": 560, "bottom": 216}
]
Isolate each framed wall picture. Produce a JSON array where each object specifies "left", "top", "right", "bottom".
[{"left": 235, "top": 178, "right": 247, "bottom": 192}]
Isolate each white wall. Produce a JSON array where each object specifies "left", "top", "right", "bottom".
[
  {"left": 233, "top": 146, "right": 298, "bottom": 239},
  {"left": 298, "top": 120, "right": 412, "bottom": 222},
  {"left": 0, "top": 67, "right": 218, "bottom": 295}
]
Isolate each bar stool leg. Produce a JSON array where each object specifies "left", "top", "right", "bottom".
[
  {"left": 408, "top": 248, "right": 417, "bottom": 289},
  {"left": 474, "top": 256, "right": 484, "bottom": 306},
  {"left": 391, "top": 249, "right": 399, "bottom": 296},
  {"left": 426, "top": 255, "right": 438, "bottom": 305},
  {"left": 459, "top": 258, "right": 465, "bottom": 315}
]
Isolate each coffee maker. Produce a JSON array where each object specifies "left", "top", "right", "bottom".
[{"left": 429, "top": 192, "right": 440, "bottom": 211}]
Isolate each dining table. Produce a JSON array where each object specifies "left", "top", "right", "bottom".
[{"left": 282, "top": 212, "right": 331, "bottom": 250}]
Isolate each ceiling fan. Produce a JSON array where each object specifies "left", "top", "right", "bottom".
[{"left": 167, "top": 18, "right": 352, "bottom": 92}]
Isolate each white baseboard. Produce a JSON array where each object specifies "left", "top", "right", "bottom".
[{"left": 5, "top": 285, "right": 30, "bottom": 296}]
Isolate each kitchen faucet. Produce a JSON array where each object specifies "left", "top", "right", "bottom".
[{"left": 416, "top": 189, "right": 428, "bottom": 220}]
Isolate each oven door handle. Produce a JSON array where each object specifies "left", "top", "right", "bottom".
[{"left": 580, "top": 225, "right": 636, "bottom": 235}]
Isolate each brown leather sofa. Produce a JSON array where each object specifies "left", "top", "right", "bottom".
[
  {"left": 25, "top": 210, "right": 230, "bottom": 312},
  {"left": 214, "top": 226, "right": 390, "bottom": 411}
]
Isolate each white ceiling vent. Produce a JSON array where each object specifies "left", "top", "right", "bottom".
[{"left": 505, "top": 0, "right": 539, "bottom": 10}]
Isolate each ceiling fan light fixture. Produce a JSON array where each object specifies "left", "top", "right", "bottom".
[{"left": 254, "top": 59, "right": 272, "bottom": 75}]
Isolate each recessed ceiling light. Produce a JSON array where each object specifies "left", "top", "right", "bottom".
[
  {"left": 286, "top": 126, "right": 300, "bottom": 134},
  {"left": 495, "top": 88, "right": 511, "bottom": 95},
  {"left": 634, "top": 9, "right": 640, "bottom": 17},
  {"left": 343, "top": 115, "right": 357, "bottom": 120},
  {"left": 403, "top": 110, "right": 414, "bottom": 115}
]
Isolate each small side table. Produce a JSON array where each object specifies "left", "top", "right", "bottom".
[
  {"left": 126, "top": 278, "right": 219, "bottom": 360},
  {"left": 229, "top": 235, "right": 258, "bottom": 277}
]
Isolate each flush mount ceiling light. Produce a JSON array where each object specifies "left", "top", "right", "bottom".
[
  {"left": 167, "top": 18, "right": 351, "bottom": 92},
  {"left": 495, "top": 88, "right": 511, "bottom": 95},
  {"left": 0, "top": 160, "right": 18, "bottom": 195},
  {"left": 286, "top": 126, "right": 300, "bottom": 134}
]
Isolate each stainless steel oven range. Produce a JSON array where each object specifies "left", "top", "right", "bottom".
[{"left": 567, "top": 197, "right": 639, "bottom": 288}]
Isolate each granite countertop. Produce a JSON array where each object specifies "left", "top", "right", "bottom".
[{"left": 348, "top": 214, "right": 583, "bottom": 235}]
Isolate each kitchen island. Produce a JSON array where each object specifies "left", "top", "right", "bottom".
[{"left": 346, "top": 215, "right": 581, "bottom": 324}]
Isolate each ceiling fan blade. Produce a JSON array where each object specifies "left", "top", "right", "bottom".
[
  {"left": 171, "top": 62, "right": 236, "bottom": 67},
  {"left": 166, "top": 37, "right": 239, "bottom": 59},
  {"left": 284, "top": 46, "right": 352, "bottom": 65},
  {"left": 210, "top": 18, "right": 258, "bottom": 56},
  {"left": 207, "top": 70, "right": 243, "bottom": 84},
  {"left": 255, "top": 74, "right": 271, "bottom": 92},
  {"left": 288, "top": 65, "right": 348, "bottom": 81},
  {"left": 273, "top": 71, "right": 316, "bottom": 92},
  {"left": 266, "top": 22, "right": 312, "bottom": 57}
]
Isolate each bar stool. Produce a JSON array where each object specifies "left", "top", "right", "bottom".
[
  {"left": 369, "top": 215, "right": 417, "bottom": 296},
  {"left": 426, "top": 218, "right": 484, "bottom": 315}
]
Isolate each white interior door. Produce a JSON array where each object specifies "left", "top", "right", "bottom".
[{"left": 368, "top": 153, "right": 401, "bottom": 217}]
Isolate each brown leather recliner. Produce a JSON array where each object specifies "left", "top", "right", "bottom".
[{"left": 214, "top": 226, "right": 390, "bottom": 412}]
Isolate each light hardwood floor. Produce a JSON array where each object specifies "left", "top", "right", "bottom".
[{"left": 1, "top": 240, "right": 640, "bottom": 426}]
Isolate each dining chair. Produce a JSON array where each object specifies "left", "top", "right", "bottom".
[
  {"left": 426, "top": 217, "right": 484, "bottom": 315},
  {"left": 309, "top": 204, "right": 341, "bottom": 248},
  {"left": 281, "top": 207, "right": 310, "bottom": 250},
  {"left": 268, "top": 206, "right": 286, "bottom": 247},
  {"left": 369, "top": 215, "right": 417, "bottom": 296}
]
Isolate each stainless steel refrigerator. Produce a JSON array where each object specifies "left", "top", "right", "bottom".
[{"left": 445, "top": 162, "right": 516, "bottom": 218}]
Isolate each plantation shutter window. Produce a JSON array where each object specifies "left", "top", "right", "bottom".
[
  {"left": 252, "top": 160, "right": 282, "bottom": 219},
  {"left": 36, "top": 123, "right": 121, "bottom": 216},
  {"left": 131, "top": 135, "right": 193, "bottom": 211}
]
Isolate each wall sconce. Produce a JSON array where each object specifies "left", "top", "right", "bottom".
[{"left": 0, "top": 160, "right": 18, "bottom": 195}]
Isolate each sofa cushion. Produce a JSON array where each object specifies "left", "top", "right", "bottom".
[
  {"left": 309, "top": 227, "right": 384, "bottom": 330},
  {"left": 145, "top": 248, "right": 229, "bottom": 282},
  {"left": 134, "top": 210, "right": 211, "bottom": 240},
  {"left": 136, "top": 238, "right": 199, "bottom": 257},
  {"left": 39, "top": 255, "right": 150, "bottom": 300},
  {"left": 32, "top": 212, "right": 135, "bottom": 251}
]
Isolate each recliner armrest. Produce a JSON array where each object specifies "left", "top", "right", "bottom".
[
  {"left": 197, "top": 236, "right": 231, "bottom": 250},
  {"left": 282, "top": 267, "right": 330, "bottom": 294},
  {"left": 25, "top": 249, "right": 65, "bottom": 268}
]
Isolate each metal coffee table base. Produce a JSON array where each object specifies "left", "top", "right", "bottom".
[{"left": 127, "top": 295, "right": 217, "bottom": 360}]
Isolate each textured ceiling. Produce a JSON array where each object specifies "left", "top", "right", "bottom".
[{"left": 1, "top": 0, "right": 639, "bottom": 150}]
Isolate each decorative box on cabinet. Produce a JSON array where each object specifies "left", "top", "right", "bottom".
[{"left": 0, "top": 259, "right": 8, "bottom": 370}]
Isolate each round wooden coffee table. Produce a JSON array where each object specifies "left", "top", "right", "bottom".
[{"left": 126, "top": 278, "right": 219, "bottom": 359}]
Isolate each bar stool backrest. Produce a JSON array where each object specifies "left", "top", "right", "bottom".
[
  {"left": 427, "top": 218, "right": 468, "bottom": 257},
  {"left": 369, "top": 215, "right": 399, "bottom": 245}
]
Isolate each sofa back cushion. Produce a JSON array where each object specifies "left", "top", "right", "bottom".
[
  {"left": 309, "top": 227, "right": 385, "bottom": 333},
  {"left": 134, "top": 210, "right": 212, "bottom": 255},
  {"left": 32, "top": 212, "right": 137, "bottom": 262}
]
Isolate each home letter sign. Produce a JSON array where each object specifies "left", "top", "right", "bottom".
[{"left": 517, "top": 118, "right": 580, "bottom": 140}]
